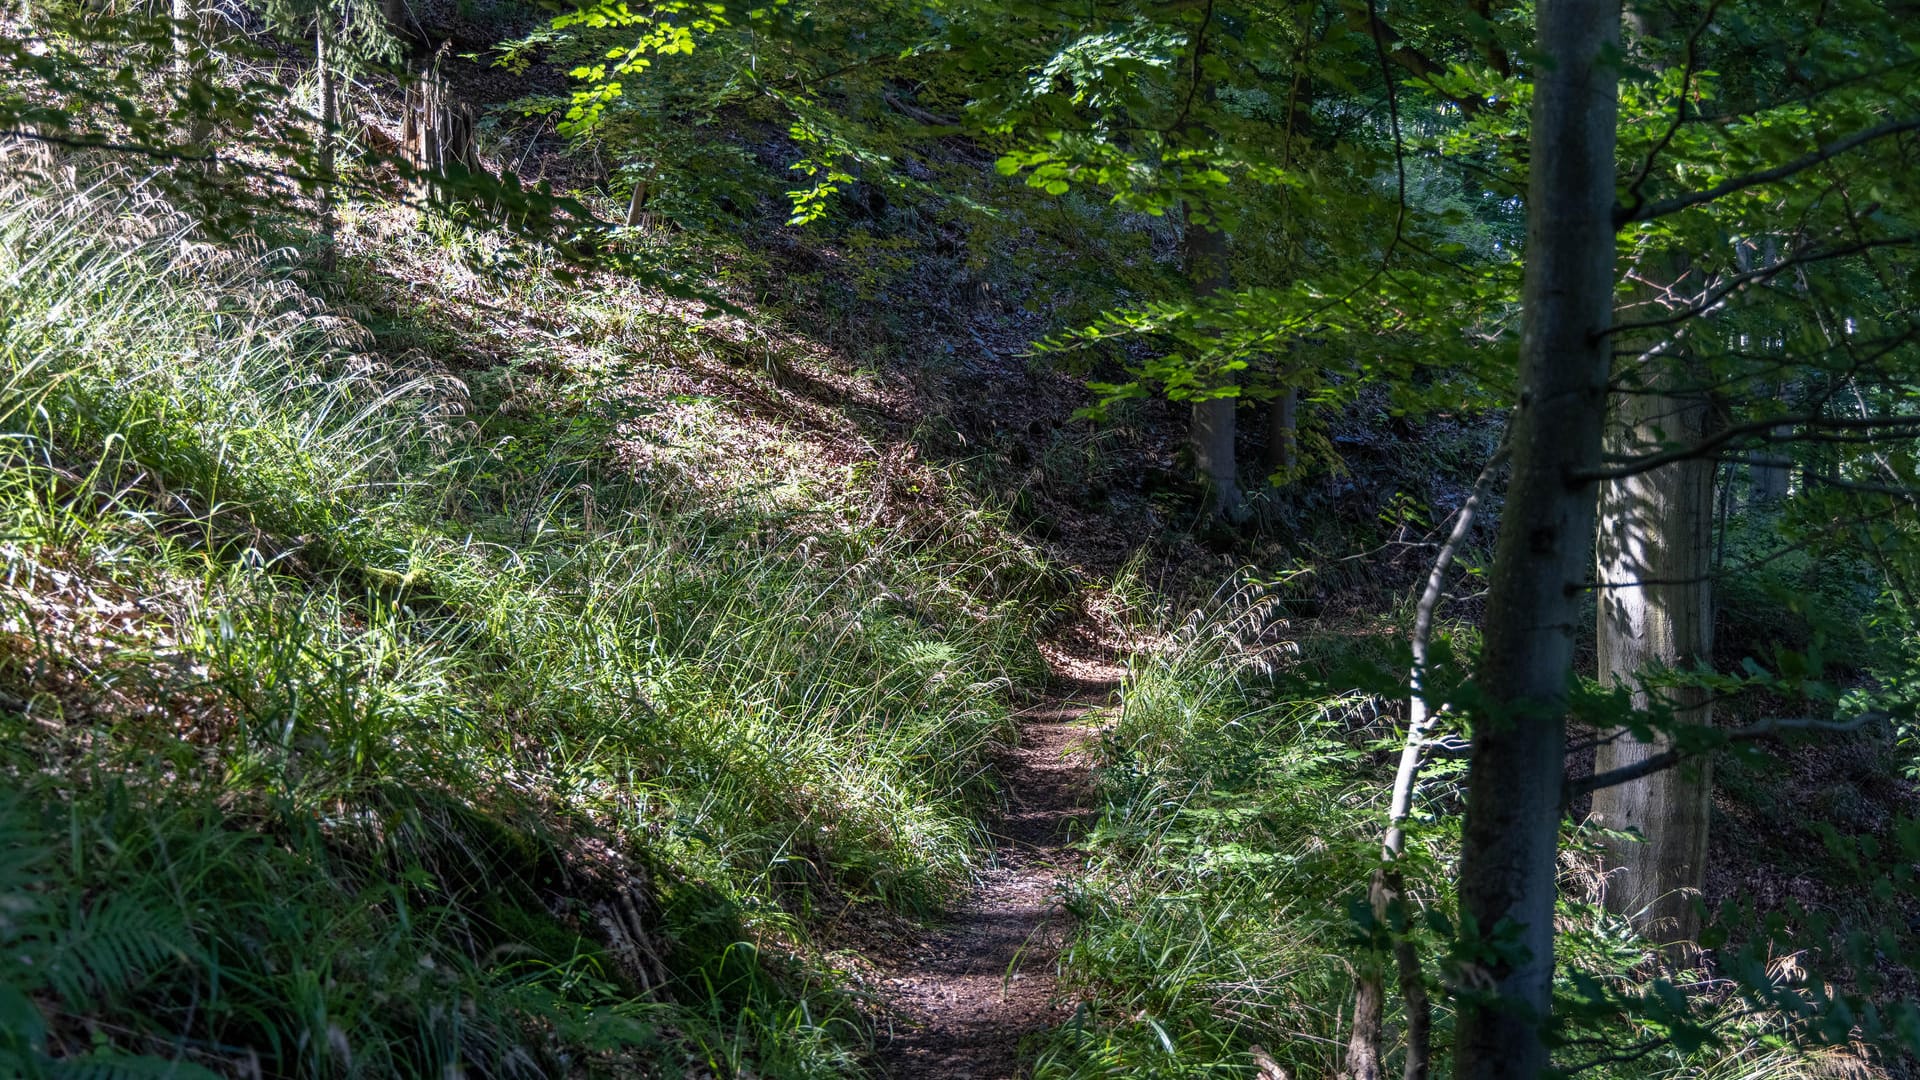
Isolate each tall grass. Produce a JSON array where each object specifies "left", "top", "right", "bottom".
[
  {"left": 1035, "top": 585, "right": 1871, "bottom": 1080},
  {"left": 1032, "top": 585, "right": 1400, "bottom": 1079},
  {"left": 0, "top": 174, "right": 1050, "bottom": 1076}
]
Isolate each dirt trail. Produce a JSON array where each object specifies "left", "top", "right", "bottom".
[{"left": 873, "top": 665, "right": 1120, "bottom": 1080}]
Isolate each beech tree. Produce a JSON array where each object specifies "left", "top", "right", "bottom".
[
  {"left": 1580, "top": 0, "right": 1920, "bottom": 951},
  {"left": 1451, "top": 0, "right": 1620, "bottom": 1073},
  {"left": 972, "top": 0, "right": 1310, "bottom": 518},
  {"left": 1453, "top": 0, "right": 1920, "bottom": 1067},
  {"left": 1587, "top": 4, "right": 1716, "bottom": 947}
]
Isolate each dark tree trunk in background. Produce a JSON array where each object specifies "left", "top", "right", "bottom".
[
  {"left": 1265, "top": 57, "right": 1312, "bottom": 483},
  {"left": 316, "top": 17, "right": 338, "bottom": 270},
  {"left": 382, "top": 0, "right": 417, "bottom": 41},
  {"left": 402, "top": 48, "right": 477, "bottom": 203},
  {"left": 1265, "top": 386, "right": 1298, "bottom": 477},
  {"left": 1749, "top": 446, "right": 1791, "bottom": 502},
  {"left": 1453, "top": 0, "right": 1620, "bottom": 1074},
  {"left": 1185, "top": 214, "right": 1240, "bottom": 519}
]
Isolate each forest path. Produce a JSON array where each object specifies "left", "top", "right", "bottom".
[{"left": 871, "top": 650, "right": 1123, "bottom": 1080}]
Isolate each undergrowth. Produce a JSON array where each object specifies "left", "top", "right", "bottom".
[
  {"left": 1036, "top": 582, "right": 1877, "bottom": 1079},
  {"left": 1032, "top": 584, "right": 1409, "bottom": 1079},
  {"left": 0, "top": 174, "right": 1052, "bottom": 1076}
]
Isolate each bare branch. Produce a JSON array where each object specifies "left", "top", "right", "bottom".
[{"left": 1602, "top": 233, "right": 1920, "bottom": 339}]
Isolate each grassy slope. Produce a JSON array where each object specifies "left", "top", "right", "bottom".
[{"left": 0, "top": 171, "right": 1067, "bottom": 1076}]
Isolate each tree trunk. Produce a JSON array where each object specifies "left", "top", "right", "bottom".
[
  {"left": 401, "top": 48, "right": 478, "bottom": 204},
  {"left": 1346, "top": 442, "right": 1500, "bottom": 1080},
  {"left": 1452, "top": 0, "right": 1619, "bottom": 1075},
  {"left": 381, "top": 0, "right": 415, "bottom": 41},
  {"left": 1749, "top": 444, "right": 1791, "bottom": 503},
  {"left": 1265, "top": 55, "right": 1312, "bottom": 487},
  {"left": 622, "top": 162, "right": 664, "bottom": 229},
  {"left": 1265, "top": 386, "right": 1298, "bottom": 477},
  {"left": 316, "top": 16, "right": 337, "bottom": 270},
  {"left": 1587, "top": 8, "right": 1719, "bottom": 949},
  {"left": 1343, "top": 974, "right": 1386, "bottom": 1080},
  {"left": 172, "top": 0, "right": 213, "bottom": 155},
  {"left": 1185, "top": 214, "right": 1239, "bottom": 519},
  {"left": 1590, "top": 282, "right": 1718, "bottom": 946}
]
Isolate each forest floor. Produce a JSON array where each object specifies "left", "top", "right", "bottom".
[{"left": 869, "top": 635, "right": 1126, "bottom": 1079}]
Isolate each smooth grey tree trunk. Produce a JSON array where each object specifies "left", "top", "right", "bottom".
[
  {"left": 1452, "top": 0, "right": 1620, "bottom": 1074},
  {"left": 1591, "top": 331, "right": 1716, "bottom": 942},
  {"left": 1588, "top": 13, "right": 1719, "bottom": 941},
  {"left": 1185, "top": 215, "right": 1240, "bottom": 519}
]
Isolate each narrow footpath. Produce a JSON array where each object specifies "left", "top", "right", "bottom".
[{"left": 873, "top": 663, "right": 1120, "bottom": 1079}]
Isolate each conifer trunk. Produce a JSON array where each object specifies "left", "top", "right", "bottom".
[{"left": 1452, "top": 0, "right": 1619, "bottom": 1073}]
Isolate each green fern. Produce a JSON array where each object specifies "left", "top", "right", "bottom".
[
  {"left": 43, "top": 895, "right": 194, "bottom": 1011},
  {"left": 0, "top": 801, "right": 215, "bottom": 1080}
]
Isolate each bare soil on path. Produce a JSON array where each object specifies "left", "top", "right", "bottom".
[{"left": 872, "top": 662, "right": 1120, "bottom": 1080}]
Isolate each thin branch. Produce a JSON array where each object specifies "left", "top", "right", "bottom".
[
  {"left": 1574, "top": 502, "right": 1912, "bottom": 589},
  {"left": 1620, "top": 0, "right": 1724, "bottom": 215},
  {"left": 1619, "top": 115, "right": 1920, "bottom": 224},
  {"left": 1573, "top": 406, "right": 1920, "bottom": 484},
  {"left": 1168, "top": 0, "right": 1218, "bottom": 136},
  {"left": 1567, "top": 713, "right": 1885, "bottom": 800},
  {"left": 1467, "top": 0, "right": 1512, "bottom": 78},
  {"left": 1602, "top": 233, "right": 1920, "bottom": 339},
  {"left": 1802, "top": 473, "right": 1920, "bottom": 502},
  {"left": 1338, "top": 0, "right": 1491, "bottom": 117}
]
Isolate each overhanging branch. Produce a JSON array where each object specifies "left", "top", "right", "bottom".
[
  {"left": 1567, "top": 713, "right": 1885, "bottom": 800},
  {"left": 1338, "top": 1, "right": 1492, "bottom": 117},
  {"left": 1572, "top": 411, "right": 1920, "bottom": 482},
  {"left": 1618, "top": 116, "right": 1920, "bottom": 225}
]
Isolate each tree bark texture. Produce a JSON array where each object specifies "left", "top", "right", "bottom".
[
  {"left": 1265, "top": 386, "right": 1299, "bottom": 477},
  {"left": 1185, "top": 214, "right": 1240, "bottom": 518},
  {"left": 1588, "top": 7, "right": 1718, "bottom": 948},
  {"left": 316, "top": 18, "right": 338, "bottom": 270},
  {"left": 1591, "top": 286, "right": 1716, "bottom": 945},
  {"left": 1452, "top": 0, "right": 1619, "bottom": 1075},
  {"left": 402, "top": 49, "right": 478, "bottom": 202},
  {"left": 1343, "top": 972, "right": 1386, "bottom": 1080},
  {"left": 172, "top": 0, "right": 213, "bottom": 153}
]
